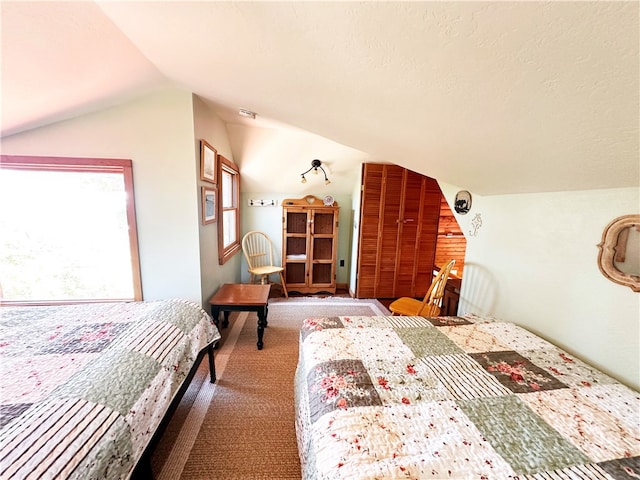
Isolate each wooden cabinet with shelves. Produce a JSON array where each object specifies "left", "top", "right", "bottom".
[{"left": 282, "top": 195, "right": 339, "bottom": 294}]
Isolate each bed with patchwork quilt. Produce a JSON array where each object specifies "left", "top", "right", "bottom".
[
  {"left": 0, "top": 298, "right": 220, "bottom": 479},
  {"left": 294, "top": 314, "right": 640, "bottom": 479}
]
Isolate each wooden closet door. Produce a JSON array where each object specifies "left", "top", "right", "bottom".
[
  {"left": 356, "top": 164, "right": 383, "bottom": 297},
  {"left": 357, "top": 163, "right": 444, "bottom": 299},
  {"left": 414, "top": 178, "right": 441, "bottom": 295},
  {"left": 376, "top": 165, "right": 404, "bottom": 297},
  {"left": 357, "top": 163, "right": 409, "bottom": 298},
  {"left": 395, "top": 170, "right": 424, "bottom": 297}
]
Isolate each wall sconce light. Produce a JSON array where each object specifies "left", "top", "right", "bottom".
[{"left": 300, "top": 159, "right": 331, "bottom": 185}]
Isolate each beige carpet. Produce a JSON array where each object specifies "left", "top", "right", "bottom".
[{"left": 151, "top": 297, "right": 389, "bottom": 479}]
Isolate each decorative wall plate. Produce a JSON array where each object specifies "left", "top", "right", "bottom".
[
  {"left": 323, "top": 195, "right": 335, "bottom": 206},
  {"left": 454, "top": 190, "right": 472, "bottom": 214}
]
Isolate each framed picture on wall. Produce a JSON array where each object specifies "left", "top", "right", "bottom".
[
  {"left": 454, "top": 190, "right": 472, "bottom": 215},
  {"left": 202, "top": 186, "right": 217, "bottom": 224},
  {"left": 200, "top": 140, "right": 217, "bottom": 184}
]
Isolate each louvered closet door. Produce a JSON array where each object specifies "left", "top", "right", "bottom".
[
  {"left": 395, "top": 170, "right": 424, "bottom": 297},
  {"left": 356, "top": 163, "right": 443, "bottom": 299},
  {"left": 356, "top": 164, "right": 383, "bottom": 297},
  {"left": 414, "top": 178, "right": 441, "bottom": 296},
  {"left": 375, "top": 165, "right": 404, "bottom": 297}
]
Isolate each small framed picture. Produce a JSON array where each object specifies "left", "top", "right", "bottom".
[
  {"left": 202, "top": 186, "right": 217, "bottom": 224},
  {"left": 200, "top": 140, "right": 217, "bottom": 184}
]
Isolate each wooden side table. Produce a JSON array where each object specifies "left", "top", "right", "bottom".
[{"left": 208, "top": 283, "right": 271, "bottom": 350}]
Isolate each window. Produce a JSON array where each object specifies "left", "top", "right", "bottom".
[
  {"left": 0, "top": 156, "right": 142, "bottom": 304},
  {"left": 217, "top": 155, "right": 241, "bottom": 264}
]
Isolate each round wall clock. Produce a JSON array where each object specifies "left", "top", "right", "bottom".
[
  {"left": 323, "top": 195, "right": 335, "bottom": 206},
  {"left": 454, "top": 190, "right": 472, "bottom": 214}
]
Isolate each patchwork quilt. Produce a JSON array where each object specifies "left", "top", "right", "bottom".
[
  {"left": 295, "top": 315, "right": 640, "bottom": 479},
  {"left": 0, "top": 299, "right": 220, "bottom": 479}
]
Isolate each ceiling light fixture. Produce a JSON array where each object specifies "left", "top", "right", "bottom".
[
  {"left": 301, "top": 159, "right": 331, "bottom": 185},
  {"left": 238, "top": 108, "right": 256, "bottom": 119}
]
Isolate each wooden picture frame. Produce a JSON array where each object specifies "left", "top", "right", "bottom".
[
  {"left": 200, "top": 140, "right": 217, "bottom": 184},
  {"left": 202, "top": 186, "right": 217, "bottom": 224},
  {"left": 597, "top": 214, "right": 640, "bottom": 292}
]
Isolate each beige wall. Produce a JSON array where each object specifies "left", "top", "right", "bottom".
[
  {"left": 439, "top": 183, "right": 640, "bottom": 389},
  {"left": 192, "top": 95, "right": 242, "bottom": 305},
  {"left": 1, "top": 88, "right": 240, "bottom": 305}
]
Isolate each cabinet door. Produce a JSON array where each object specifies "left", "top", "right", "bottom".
[
  {"left": 283, "top": 209, "right": 310, "bottom": 287},
  {"left": 310, "top": 209, "right": 336, "bottom": 288}
]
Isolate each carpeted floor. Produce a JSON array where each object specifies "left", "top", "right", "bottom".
[{"left": 150, "top": 297, "right": 389, "bottom": 479}]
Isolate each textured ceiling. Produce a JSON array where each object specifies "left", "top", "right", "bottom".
[{"left": 1, "top": 1, "right": 638, "bottom": 196}]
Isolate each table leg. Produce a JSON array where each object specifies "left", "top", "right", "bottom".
[
  {"left": 223, "top": 311, "right": 230, "bottom": 328},
  {"left": 256, "top": 306, "right": 267, "bottom": 350},
  {"left": 211, "top": 306, "right": 220, "bottom": 329}
]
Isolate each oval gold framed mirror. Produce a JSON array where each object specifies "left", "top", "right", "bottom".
[{"left": 597, "top": 214, "right": 640, "bottom": 292}]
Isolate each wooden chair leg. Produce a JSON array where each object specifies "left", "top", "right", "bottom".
[{"left": 279, "top": 271, "right": 288, "bottom": 298}]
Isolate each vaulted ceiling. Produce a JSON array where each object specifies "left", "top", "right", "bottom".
[{"left": 2, "top": 1, "right": 638, "bottom": 196}]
